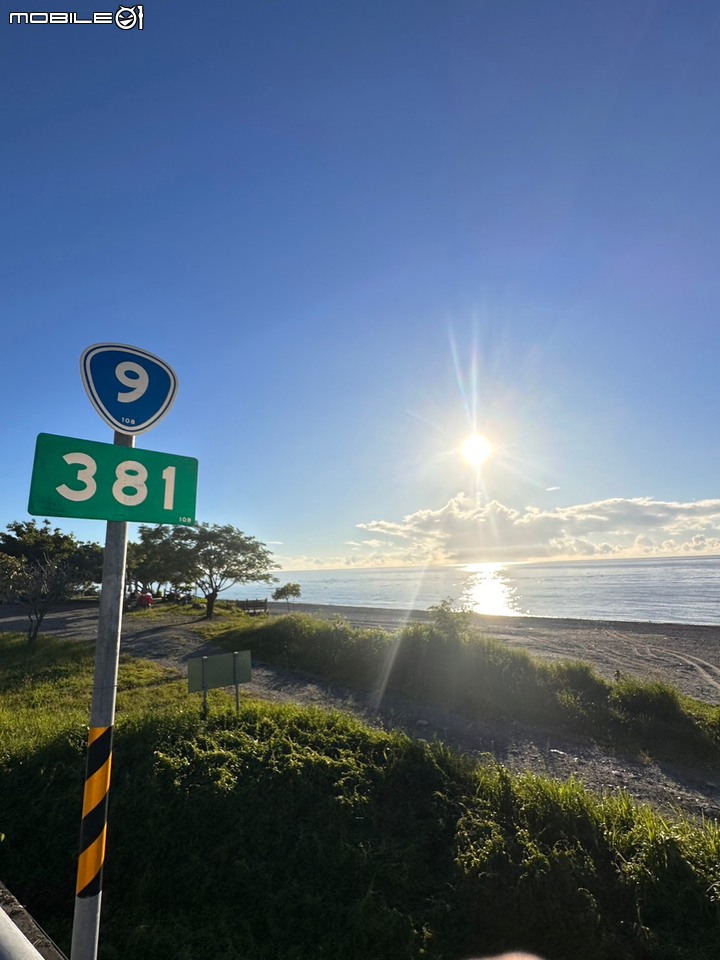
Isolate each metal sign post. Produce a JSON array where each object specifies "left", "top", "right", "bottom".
[
  {"left": 55, "top": 344, "right": 189, "bottom": 960},
  {"left": 70, "top": 430, "right": 133, "bottom": 960}
]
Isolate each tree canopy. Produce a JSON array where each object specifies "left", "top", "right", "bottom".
[
  {"left": 272, "top": 582, "right": 302, "bottom": 611},
  {"left": 1, "top": 520, "right": 81, "bottom": 563},
  {"left": 135, "top": 522, "right": 277, "bottom": 617},
  {"left": 127, "top": 525, "right": 187, "bottom": 595},
  {"left": 0, "top": 520, "right": 103, "bottom": 641},
  {"left": 0, "top": 520, "right": 103, "bottom": 585}
]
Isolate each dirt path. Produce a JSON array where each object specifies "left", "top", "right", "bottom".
[{"left": 3, "top": 602, "right": 720, "bottom": 822}]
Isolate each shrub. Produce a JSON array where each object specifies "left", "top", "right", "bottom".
[{"left": 610, "top": 679, "right": 683, "bottom": 724}]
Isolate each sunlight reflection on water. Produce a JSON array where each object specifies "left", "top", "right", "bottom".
[{"left": 460, "top": 562, "right": 523, "bottom": 616}]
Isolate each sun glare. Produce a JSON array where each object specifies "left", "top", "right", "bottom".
[{"left": 461, "top": 433, "right": 493, "bottom": 468}]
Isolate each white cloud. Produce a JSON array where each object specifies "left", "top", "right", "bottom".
[
  {"left": 355, "top": 494, "right": 720, "bottom": 565},
  {"left": 344, "top": 539, "right": 393, "bottom": 549},
  {"left": 276, "top": 495, "right": 720, "bottom": 570}
]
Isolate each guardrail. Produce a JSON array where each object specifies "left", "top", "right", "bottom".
[
  {"left": 0, "top": 909, "right": 47, "bottom": 960},
  {"left": 0, "top": 883, "right": 67, "bottom": 960}
]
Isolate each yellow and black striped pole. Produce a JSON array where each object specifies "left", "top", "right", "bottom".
[
  {"left": 71, "top": 433, "right": 133, "bottom": 960},
  {"left": 75, "top": 726, "right": 113, "bottom": 899}
]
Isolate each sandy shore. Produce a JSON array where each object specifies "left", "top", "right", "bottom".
[{"left": 274, "top": 602, "right": 720, "bottom": 706}]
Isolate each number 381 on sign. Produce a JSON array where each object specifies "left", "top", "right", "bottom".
[{"left": 29, "top": 433, "right": 198, "bottom": 525}]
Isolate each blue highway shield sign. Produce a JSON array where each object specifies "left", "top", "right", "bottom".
[{"left": 80, "top": 343, "right": 178, "bottom": 435}]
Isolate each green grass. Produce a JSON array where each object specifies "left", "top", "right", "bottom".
[
  {"left": 0, "top": 633, "right": 94, "bottom": 762},
  {"left": 2, "top": 627, "right": 720, "bottom": 959},
  {"left": 455, "top": 768, "right": 720, "bottom": 959},
  {"left": 123, "top": 598, "right": 253, "bottom": 624},
  {"left": 123, "top": 600, "right": 208, "bottom": 621}
]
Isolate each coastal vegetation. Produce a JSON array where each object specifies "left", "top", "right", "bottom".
[
  {"left": 0, "top": 519, "right": 277, "bottom": 627},
  {"left": 271, "top": 581, "right": 302, "bottom": 611},
  {"left": 201, "top": 603, "right": 720, "bottom": 773},
  {"left": 2, "top": 610, "right": 720, "bottom": 958},
  {"left": 0, "top": 521, "right": 103, "bottom": 641},
  {"left": 130, "top": 523, "right": 277, "bottom": 618}
]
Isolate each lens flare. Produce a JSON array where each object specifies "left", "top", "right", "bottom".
[{"left": 461, "top": 434, "right": 493, "bottom": 468}]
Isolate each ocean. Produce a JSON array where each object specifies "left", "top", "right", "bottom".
[{"left": 228, "top": 556, "right": 720, "bottom": 627}]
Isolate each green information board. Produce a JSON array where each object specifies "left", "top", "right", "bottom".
[
  {"left": 28, "top": 432, "right": 198, "bottom": 525},
  {"left": 187, "top": 651, "right": 251, "bottom": 693}
]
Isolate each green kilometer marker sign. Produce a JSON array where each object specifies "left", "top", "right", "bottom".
[{"left": 29, "top": 432, "right": 198, "bottom": 525}]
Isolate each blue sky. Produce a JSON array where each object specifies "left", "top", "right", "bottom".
[{"left": 3, "top": 0, "right": 720, "bottom": 570}]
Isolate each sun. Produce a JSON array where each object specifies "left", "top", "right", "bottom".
[{"left": 461, "top": 433, "right": 493, "bottom": 468}]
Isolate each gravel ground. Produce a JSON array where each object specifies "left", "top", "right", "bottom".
[{"left": 3, "top": 601, "right": 720, "bottom": 822}]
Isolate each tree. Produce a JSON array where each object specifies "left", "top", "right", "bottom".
[
  {"left": 0, "top": 551, "right": 81, "bottom": 643},
  {"left": 179, "top": 523, "right": 277, "bottom": 618},
  {"left": 0, "top": 520, "right": 103, "bottom": 591},
  {"left": 272, "top": 582, "right": 302, "bottom": 612},
  {"left": 128, "top": 526, "right": 188, "bottom": 595},
  {"left": 0, "top": 520, "right": 103, "bottom": 640},
  {"left": 0, "top": 519, "right": 80, "bottom": 564},
  {"left": 135, "top": 522, "right": 277, "bottom": 618},
  {"left": 73, "top": 541, "right": 104, "bottom": 590},
  {"left": 0, "top": 554, "right": 22, "bottom": 603}
]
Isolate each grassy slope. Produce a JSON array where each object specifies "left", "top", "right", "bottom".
[
  {"left": 1, "top": 616, "right": 720, "bottom": 959},
  {"left": 200, "top": 605, "right": 720, "bottom": 775}
]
